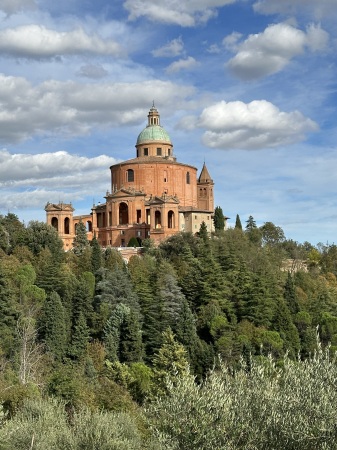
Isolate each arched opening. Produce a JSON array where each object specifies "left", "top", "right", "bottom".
[
  {"left": 86, "top": 220, "right": 92, "bottom": 232},
  {"left": 119, "top": 202, "right": 129, "bottom": 225},
  {"left": 127, "top": 169, "right": 134, "bottom": 182},
  {"left": 186, "top": 171, "right": 190, "bottom": 184},
  {"left": 51, "top": 217, "right": 58, "bottom": 231},
  {"left": 155, "top": 211, "right": 162, "bottom": 229},
  {"left": 64, "top": 217, "right": 70, "bottom": 234},
  {"left": 168, "top": 210, "right": 174, "bottom": 229}
]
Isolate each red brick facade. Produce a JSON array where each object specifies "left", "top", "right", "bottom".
[{"left": 46, "top": 105, "right": 215, "bottom": 249}]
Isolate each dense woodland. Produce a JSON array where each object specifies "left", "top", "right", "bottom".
[{"left": 1, "top": 209, "right": 337, "bottom": 449}]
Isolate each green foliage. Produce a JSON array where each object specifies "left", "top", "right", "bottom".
[
  {"left": 24, "top": 220, "right": 64, "bottom": 263},
  {"left": 213, "top": 206, "right": 225, "bottom": 232},
  {"left": 43, "top": 291, "right": 68, "bottom": 361},
  {"left": 0, "top": 397, "right": 158, "bottom": 450},
  {"left": 235, "top": 213, "right": 242, "bottom": 230},
  {"left": 146, "top": 341, "right": 337, "bottom": 450},
  {"left": 128, "top": 237, "right": 139, "bottom": 247},
  {"left": 72, "top": 221, "right": 89, "bottom": 256},
  {"left": 91, "top": 234, "right": 102, "bottom": 273}
]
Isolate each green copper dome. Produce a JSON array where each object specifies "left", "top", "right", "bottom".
[{"left": 136, "top": 125, "right": 172, "bottom": 145}]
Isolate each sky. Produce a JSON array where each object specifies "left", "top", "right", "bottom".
[{"left": 0, "top": 0, "right": 336, "bottom": 245}]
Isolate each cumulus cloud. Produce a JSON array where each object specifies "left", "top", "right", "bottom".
[
  {"left": 166, "top": 56, "right": 199, "bottom": 73},
  {"left": 124, "top": 0, "right": 235, "bottom": 27},
  {"left": 0, "top": 74, "right": 195, "bottom": 143},
  {"left": 0, "top": 25, "right": 123, "bottom": 58},
  {"left": 253, "top": 0, "right": 337, "bottom": 20},
  {"left": 152, "top": 37, "right": 184, "bottom": 57},
  {"left": 227, "top": 23, "right": 329, "bottom": 80},
  {"left": 193, "top": 100, "right": 318, "bottom": 150},
  {"left": 0, "top": 149, "right": 117, "bottom": 210},
  {"left": 0, "top": 0, "right": 36, "bottom": 15}
]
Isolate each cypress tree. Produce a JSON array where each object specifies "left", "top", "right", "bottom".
[
  {"left": 91, "top": 234, "right": 102, "bottom": 273},
  {"left": 44, "top": 291, "right": 68, "bottom": 361},
  {"left": 213, "top": 206, "right": 225, "bottom": 232},
  {"left": 69, "top": 312, "right": 89, "bottom": 360},
  {"left": 235, "top": 214, "right": 242, "bottom": 230}
]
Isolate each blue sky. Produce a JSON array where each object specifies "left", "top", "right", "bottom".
[{"left": 0, "top": 0, "right": 336, "bottom": 245}]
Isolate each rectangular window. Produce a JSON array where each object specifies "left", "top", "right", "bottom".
[
  {"left": 168, "top": 149, "right": 171, "bottom": 156},
  {"left": 144, "top": 148, "right": 148, "bottom": 156},
  {"left": 157, "top": 148, "right": 162, "bottom": 156},
  {"left": 136, "top": 209, "right": 141, "bottom": 223},
  {"left": 137, "top": 231, "right": 141, "bottom": 237},
  {"left": 195, "top": 215, "right": 197, "bottom": 219}
]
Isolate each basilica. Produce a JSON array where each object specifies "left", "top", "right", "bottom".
[{"left": 45, "top": 105, "right": 217, "bottom": 250}]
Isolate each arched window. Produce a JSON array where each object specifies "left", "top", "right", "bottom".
[
  {"left": 127, "top": 169, "right": 134, "bottom": 182},
  {"left": 86, "top": 221, "right": 92, "bottom": 232},
  {"left": 168, "top": 210, "right": 174, "bottom": 229},
  {"left": 64, "top": 217, "right": 70, "bottom": 234},
  {"left": 51, "top": 217, "right": 58, "bottom": 231},
  {"left": 186, "top": 171, "right": 190, "bottom": 184},
  {"left": 155, "top": 211, "right": 161, "bottom": 229},
  {"left": 119, "top": 202, "right": 129, "bottom": 225}
]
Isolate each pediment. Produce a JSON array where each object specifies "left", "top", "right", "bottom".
[
  {"left": 45, "top": 202, "right": 74, "bottom": 212},
  {"left": 108, "top": 188, "right": 145, "bottom": 199},
  {"left": 146, "top": 195, "right": 180, "bottom": 206}
]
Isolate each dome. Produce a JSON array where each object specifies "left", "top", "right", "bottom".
[{"left": 136, "top": 125, "right": 172, "bottom": 145}]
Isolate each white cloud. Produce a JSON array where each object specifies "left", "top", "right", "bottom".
[
  {"left": 0, "top": 25, "right": 123, "bottom": 58},
  {"left": 124, "top": 0, "right": 236, "bottom": 27},
  {"left": 0, "top": 74, "right": 195, "bottom": 143},
  {"left": 152, "top": 37, "right": 184, "bottom": 57},
  {"left": 166, "top": 56, "right": 199, "bottom": 73},
  {"left": 0, "top": 0, "right": 36, "bottom": 15},
  {"left": 194, "top": 100, "right": 318, "bottom": 150},
  {"left": 0, "top": 149, "right": 117, "bottom": 210},
  {"left": 253, "top": 0, "right": 337, "bottom": 20},
  {"left": 227, "top": 23, "right": 328, "bottom": 80},
  {"left": 222, "top": 31, "right": 242, "bottom": 51}
]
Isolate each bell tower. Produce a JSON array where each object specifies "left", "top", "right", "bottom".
[
  {"left": 45, "top": 202, "right": 75, "bottom": 250},
  {"left": 197, "top": 162, "right": 214, "bottom": 212}
]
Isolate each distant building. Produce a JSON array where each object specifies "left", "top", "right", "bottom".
[{"left": 45, "top": 105, "right": 222, "bottom": 250}]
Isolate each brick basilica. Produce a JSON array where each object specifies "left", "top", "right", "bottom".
[{"left": 45, "top": 105, "right": 217, "bottom": 250}]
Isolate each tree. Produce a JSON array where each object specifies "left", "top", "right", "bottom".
[
  {"left": 24, "top": 220, "right": 64, "bottom": 264},
  {"left": 69, "top": 312, "right": 89, "bottom": 360},
  {"left": 213, "top": 206, "right": 225, "bottom": 232},
  {"left": 128, "top": 237, "right": 139, "bottom": 247},
  {"left": 152, "top": 328, "right": 189, "bottom": 395},
  {"left": 72, "top": 220, "right": 89, "bottom": 256},
  {"left": 104, "top": 303, "right": 143, "bottom": 363},
  {"left": 235, "top": 214, "right": 242, "bottom": 230},
  {"left": 43, "top": 291, "right": 68, "bottom": 361},
  {"left": 245, "top": 215, "right": 262, "bottom": 245},
  {"left": 260, "top": 221, "right": 285, "bottom": 246},
  {"left": 90, "top": 234, "right": 102, "bottom": 273},
  {"left": 198, "top": 221, "right": 209, "bottom": 243}
]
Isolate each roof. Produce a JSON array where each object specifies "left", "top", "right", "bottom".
[
  {"left": 198, "top": 162, "right": 213, "bottom": 183},
  {"left": 136, "top": 125, "right": 172, "bottom": 145},
  {"left": 110, "top": 156, "right": 197, "bottom": 170}
]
